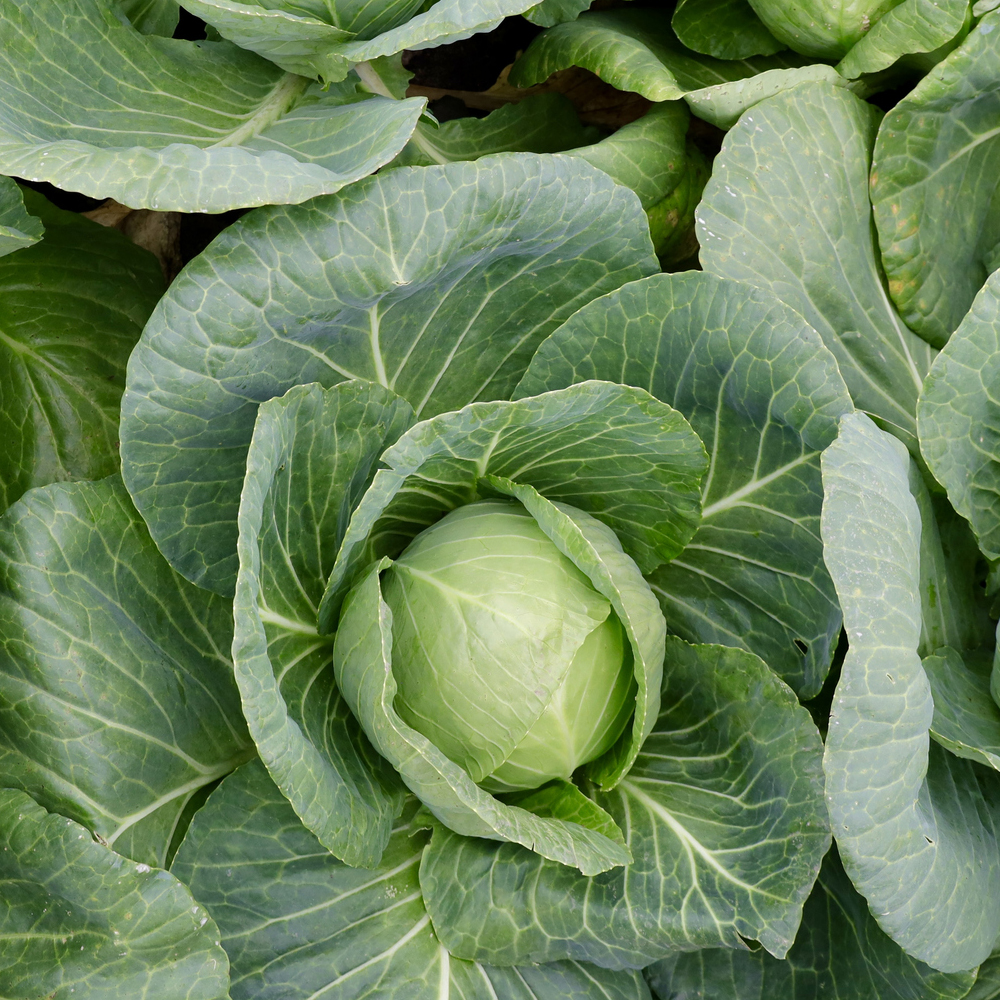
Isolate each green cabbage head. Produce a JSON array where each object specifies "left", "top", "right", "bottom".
[{"left": 382, "top": 499, "right": 637, "bottom": 793}]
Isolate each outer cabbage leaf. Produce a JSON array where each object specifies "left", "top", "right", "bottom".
[
  {"left": 747, "top": 0, "right": 906, "bottom": 58},
  {"left": 121, "top": 154, "right": 657, "bottom": 596},
  {"left": 523, "top": 0, "right": 594, "bottom": 27},
  {"left": 918, "top": 271, "right": 1000, "bottom": 562},
  {"left": 0, "top": 190, "right": 163, "bottom": 513},
  {"left": 172, "top": 760, "right": 652, "bottom": 1000},
  {"left": 509, "top": 9, "right": 809, "bottom": 102},
  {"left": 821, "top": 411, "right": 1000, "bottom": 972},
  {"left": 837, "top": 0, "right": 970, "bottom": 78},
  {"left": 645, "top": 850, "right": 975, "bottom": 1000},
  {"left": 518, "top": 272, "right": 853, "bottom": 697},
  {"left": 234, "top": 381, "right": 413, "bottom": 868},
  {"left": 0, "top": 176, "right": 43, "bottom": 257},
  {"left": 672, "top": 0, "right": 785, "bottom": 58},
  {"left": 0, "top": 0, "right": 424, "bottom": 212},
  {"left": 0, "top": 788, "right": 230, "bottom": 1000},
  {"left": 872, "top": 13, "right": 1000, "bottom": 347},
  {"left": 0, "top": 477, "right": 253, "bottom": 867},
  {"left": 321, "top": 381, "right": 706, "bottom": 623},
  {"left": 421, "top": 637, "right": 829, "bottom": 966},
  {"left": 178, "top": 0, "right": 546, "bottom": 81},
  {"left": 698, "top": 81, "right": 935, "bottom": 455}
]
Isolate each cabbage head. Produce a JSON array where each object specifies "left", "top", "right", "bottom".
[{"left": 382, "top": 498, "right": 638, "bottom": 793}]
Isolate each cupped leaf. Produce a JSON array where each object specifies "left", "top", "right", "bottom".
[
  {"left": 0, "top": 176, "right": 43, "bottom": 257},
  {"left": 837, "top": 0, "right": 971, "bottom": 78},
  {"left": 0, "top": 477, "right": 253, "bottom": 867},
  {"left": 121, "top": 153, "right": 657, "bottom": 595},
  {"left": 321, "top": 381, "right": 707, "bottom": 626},
  {"left": 518, "top": 272, "right": 853, "bottom": 697},
  {"left": 872, "top": 13, "right": 1000, "bottom": 347},
  {"left": 0, "top": 0, "right": 424, "bottom": 212},
  {"left": 821, "top": 411, "right": 1000, "bottom": 972},
  {"left": 747, "top": 0, "right": 906, "bottom": 58},
  {"left": 172, "top": 760, "right": 652, "bottom": 1000},
  {"left": 392, "top": 93, "right": 599, "bottom": 168},
  {"left": 0, "top": 787, "right": 229, "bottom": 1000},
  {"left": 178, "top": 0, "right": 546, "bottom": 82},
  {"left": 698, "top": 81, "right": 935, "bottom": 454},
  {"left": 334, "top": 558, "right": 632, "bottom": 875},
  {"left": 672, "top": 0, "right": 785, "bottom": 59},
  {"left": 421, "top": 637, "right": 829, "bottom": 966},
  {"left": 645, "top": 849, "right": 976, "bottom": 1000},
  {"left": 234, "top": 381, "right": 413, "bottom": 868},
  {"left": 0, "top": 190, "right": 162, "bottom": 513},
  {"left": 918, "top": 271, "right": 1000, "bottom": 562},
  {"left": 482, "top": 479, "right": 665, "bottom": 789},
  {"left": 508, "top": 9, "right": 809, "bottom": 101}
]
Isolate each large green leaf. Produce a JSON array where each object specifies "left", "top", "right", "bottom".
[
  {"left": 918, "top": 271, "right": 1000, "bottom": 561},
  {"left": 518, "top": 272, "right": 853, "bottom": 697},
  {"left": 0, "top": 0, "right": 424, "bottom": 212},
  {"left": 120, "top": 154, "right": 657, "bottom": 595},
  {"left": 172, "top": 760, "right": 652, "bottom": 1000},
  {"left": 421, "top": 637, "right": 829, "bottom": 966},
  {"left": 837, "top": 0, "right": 970, "bottom": 78},
  {"left": 178, "top": 0, "right": 544, "bottom": 81},
  {"left": 0, "top": 477, "right": 253, "bottom": 867},
  {"left": 698, "top": 81, "right": 935, "bottom": 455},
  {"left": 509, "top": 9, "right": 807, "bottom": 101},
  {"left": 872, "top": 13, "right": 1000, "bottom": 347},
  {"left": 322, "top": 381, "right": 706, "bottom": 624},
  {"left": 672, "top": 0, "right": 785, "bottom": 59},
  {"left": 971, "top": 955, "right": 1000, "bottom": 1000},
  {"left": 234, "top": 381, "right": 411, "bottom": 867},
  {"left": 0, "top": 190, "right": 162, "bottom": 514},
  {"left": 0, "top": 176, "right": 43, "bottom": 258},
  {"left": 0, "top": 787, "right": 230, "bottom": 1000},
  {"left": 746, "top": 0, "right": 908, "bottom": 57},
  {"left": 821, "top": 411, "right": 1000, "bottom": 972},
  {"left": 645, "top": 849, "right": 976, "bottom": 1000}
]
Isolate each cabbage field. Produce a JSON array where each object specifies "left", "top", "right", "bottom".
[{"left": 2, "top": 0, "right": 1000, "bottom": 996}]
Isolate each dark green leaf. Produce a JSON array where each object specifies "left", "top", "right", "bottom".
[
  {"left": 233, "top": 381, "right": 413, "bottom": 867},
  {"left": 698, "top": 81, "right": 935, "bottom": 454},
  {"left": 672, "top": 0, "right": 785, "bottom": 59},
  {"left": 0, "top": 787, "right": 230, "bottom": 999},
  {"left": 421, "top": 637, "right": 829, "bottom": 965},
  {"left": 518, "top": 272, "right": 853, "bottom": 696},
  {"left": 0, "top": 477, "right": 253, "bottom": 867},
  {"left": 646, "top": 849, "right": 975, "bottom": 1000},
  {"left": 918, "top": 271, "right": 1000, "bottom": 561},
  {"left": 173, "top": 760, "right": 652, "bottom": 999},
  {"left": 872, "top": 13, "right": 1000, "bottom": 345},
  {"left": 121, "top": 154, "right": 657, "bottom": 595},
  {"left": 0, "top": 190, "right": 162, "bottom": 513}
]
